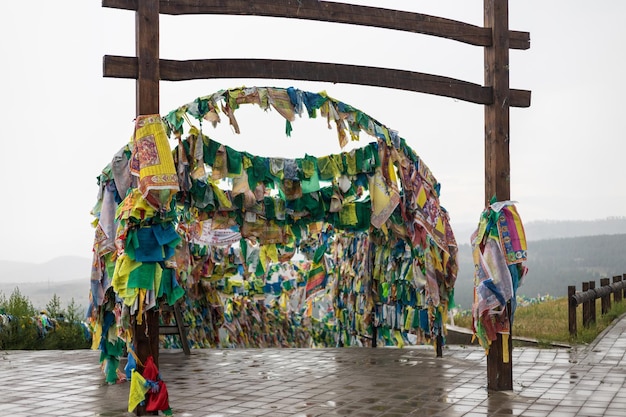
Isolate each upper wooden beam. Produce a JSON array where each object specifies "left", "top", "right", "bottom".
[
  {"left": 103, "top": 55, "right": 531, "bottom": 108},
  {"left": 102, "top": 0, "right": 530, "bottom": 50}
]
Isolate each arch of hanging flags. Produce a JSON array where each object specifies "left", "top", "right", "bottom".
[{"left": 88, "top": 86, "right": 458, "bottom": 384}]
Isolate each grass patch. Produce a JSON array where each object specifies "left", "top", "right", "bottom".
[{"left": 453, "top": 297, "right": 626, "bottom": 346}]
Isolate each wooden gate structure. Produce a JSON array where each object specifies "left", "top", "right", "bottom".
[{"left": 102, "top": 0, "right": 531, "bottom": 393}]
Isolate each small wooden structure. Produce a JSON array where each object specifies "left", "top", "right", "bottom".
[
  {"left": 158, "top": 302, "right": 190, "bottom": 355},
  {"left": 102, "top": 0, "right": 531, "bottom": 392}
]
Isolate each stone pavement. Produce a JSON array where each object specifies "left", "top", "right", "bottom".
[{"left": 2, "top": 315, "right": 626, "bottom": 417}]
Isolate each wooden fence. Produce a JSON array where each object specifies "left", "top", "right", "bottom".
[{"left": 568, "top": 274, "right": 626, "bottom": 336}]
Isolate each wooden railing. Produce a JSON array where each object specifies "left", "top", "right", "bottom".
[{"left": 568, "top": 274, "right": 626, "bottom": 336}]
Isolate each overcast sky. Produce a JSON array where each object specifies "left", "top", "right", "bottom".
[{"left": 1, "top": 1, "right": 625, "bottom": 264}]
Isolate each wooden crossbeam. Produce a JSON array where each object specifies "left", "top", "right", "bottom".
[
  {"left": 103, "top": 55, "right": 531, "bottom": 108},
  {"left": 102, "top": 0, "right": 530, "bottom": 50}
]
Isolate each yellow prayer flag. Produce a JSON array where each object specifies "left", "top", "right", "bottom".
[
  {"left": 416, "top": 185, "right": 427, "bottom": 209},
  {"left": 211, "top": 181, "right": 233, "bottom": 209},
  {"left": 128, "top": 370, "right": 149, "bottom": 412},
  {"left": 91, "top": 322, "right": 102, "bottom": 351},
  {"left": 267, "top": 88, "right": 296, "bottom": 121},
  {"left": 369, "top": 169, "right": 400, "bottom": 229},
  {"left": 261, "top": 244, "right": 279, "bottom": 265},
  {"left": 502, "top": 333, "right": 510, "bottom": 363},
  {"left": 339, "top": 203, "right": 358, "bottom": 226},
  {"left": 394, "top": 330, "right": 405, "bottom": 348},
  {"left": 131, "top": 115, "right": 179, "bottom": 210},
  {"left": 387, "top": 159, "right": 397, "bottom": 184}
]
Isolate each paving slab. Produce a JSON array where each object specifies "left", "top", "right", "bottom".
[{"left": 1, "top": 314, "right": 625, "bottom": 416}]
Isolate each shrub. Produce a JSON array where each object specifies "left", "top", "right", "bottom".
[
  {"left": 0, "top": 317, "right": 40, "bottom": 350},
  {"left": 41, "top": 321, "right": 91, "bottom": 350},
  {"left": 0, "top": 289, "right": 91, "bottom": 350}
]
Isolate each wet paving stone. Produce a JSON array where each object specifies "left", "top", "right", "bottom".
[{"left": 1, "top": 317, "right": 626, "bottom": 416}]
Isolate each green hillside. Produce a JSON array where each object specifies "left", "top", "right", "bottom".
[{"left": 453, "top": 233, "right": 626, "bottom": 310}]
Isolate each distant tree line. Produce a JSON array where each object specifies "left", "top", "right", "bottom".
[
  {"left": 523, "top": 218, "right": 626, "bottom": 241},
  {"left": 453, "top": 234, "right": 626, "bottom": 310},
  {"left": 0, "top": 288, "right": 90, "bottom": 350}
]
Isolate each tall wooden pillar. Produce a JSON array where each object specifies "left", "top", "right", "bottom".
[
  {"left": 136, "top": 0, "right": 160, "bottom": 116},
  {"left": 134, "top": 1, "right": 161, "bottom": 414},
  {"left": 484, "top": 0, "right": 513, "bottom": 391}
]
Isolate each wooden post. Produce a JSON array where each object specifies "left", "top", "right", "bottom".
[
  {"left": 136, "top": 0, "right": 160, "bottom": 115},
  {"left": 623, "top": 274, "right": 626, "bottom": 300},
  {"left": 135, "top": 2, "right": 160, "bottom": 415},
  {"left": 614, "top": 276, "right": 623, "bottom": 303},
  {"left": 372, "top": 325, "right": 377, "bottom": 348},
  {"left": 589, "top": 281, "right": 596, "bottom": 324},
  {"left": 436, "top": 334, "right": 443, "bottom": 358},
  {"left": 484, "top": 0, "right": 512, "bottom": 391},
  {"left": 132, "top": 309, "right": 160, "bottom": 416},
  {"left": 484, "top": 0, "right": 510, "bottom": 202},
  {"left": 568, "top": 285, "right": 577, "bottom": 336},
  {"left": 600, "top": 278, "right": 611, "bottom": 315},
  {"left": 582, "top": 281, "right": 591, "bottom": 327},
  {"left": 371, "top": 305, "right": 378, "bottom": 348}
]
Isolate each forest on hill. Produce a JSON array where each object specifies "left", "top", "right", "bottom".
[
  {"left": 522, "top": 217, "right": 626, "bottom": 240},
  {"left": 452, "top": 233, "right": 626, "bottom": 310}
]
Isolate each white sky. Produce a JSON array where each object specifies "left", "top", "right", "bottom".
[{"left": 0, "top": 0, "right": 625, "bottom": 264}]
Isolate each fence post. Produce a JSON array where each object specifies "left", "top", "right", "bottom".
[
  {"left": 600, "top": 278, "right": 611, "bottom": 315},
  {"left": 568, "top": 285, "right": 577, "bottom": 336},
  {"left": 614, "top": 276, "right": 623, "bottom": 303},
  {"left": 372, "top": 323, "right": 377, "bottom": 348},
  {"left": 589, "top": 281, "right": 597, "bottom": 324},
  {"left": 582, "top": 281, "right": 591, "bottom": 327}
]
